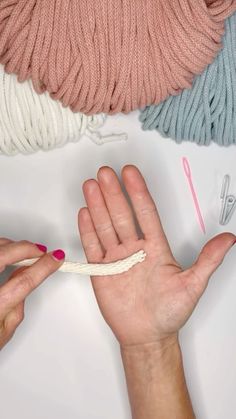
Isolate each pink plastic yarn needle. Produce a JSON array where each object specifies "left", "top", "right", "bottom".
[{"left": 182, "top": 157, "right": 206, "bottom": 234}]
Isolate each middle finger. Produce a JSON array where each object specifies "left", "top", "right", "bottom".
[
  {"left": 83, "top": 179, "right": 120, "bottom": 250},
  {"left": 0, "top": 240, "right": 47, "bottom": 270},
  {"left": 97, "top": 167, "right": 139, "bottom": 243}
]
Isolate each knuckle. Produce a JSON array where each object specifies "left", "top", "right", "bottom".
[
  {"left": 138, "top": 205, "right": 157, "bottom": 216},
  {"left": 106, "top": 188, "right": 120, "bottom": 197},
  {"left": 0, "top": 290, "right": 11, "bottom": 308},
  {"left": 0, "top": 321, "right": 12, "bottom": 340},
  {"left": 201, "top": 248, "right": 221, "bottom": 266},
  {"left": 44, "top": 255, "right": 60, "bottom": 271},
  {"left": 0, "top": 237, "right": 11, "bottom": 242},
  {"left": 84, "top": 240, "right": 100, "bottom": 251},
  {"left": 15, "top": 271, "right": 35, "bottom": 294},
  {"left": 18, "top": 239, "right": 32, "bottom": 248},
  {"left": 2, "top": 310, "right": 25, "bottom": 336},
  {"left": 35, "top": 255, "right": 60, "bottom": 278},
  {"left": 13, "top": 310, "right": 24, "bottom": 326},
  {"left": 96, "top": 222, "right": 113, "bottom": 234},
  {"left": 113, "top": 212, "right": 128, "bottom": 226}
]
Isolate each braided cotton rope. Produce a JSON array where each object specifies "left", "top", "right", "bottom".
[
  {"left": 0, "top": 65, "right": 127, "bottom": 155},
  {"left": 12, "top": 250, "right": 146, "bottom": 276},
  {"left": 0, "top": 1, "right": 235, "bottom": 115},
  {"left": 140, "top": 12, "right": 236, "bottom": 146}
]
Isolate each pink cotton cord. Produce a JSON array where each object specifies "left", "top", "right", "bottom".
[
  {"left": 0, "top": 1, "right": 235, "bottom": 115},
  {"left": 182, "top": 157, "right": 206, "bottom": 235}
]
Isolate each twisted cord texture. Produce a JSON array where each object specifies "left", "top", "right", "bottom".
[
  {"left": 140, "top": 12, "right": 236, "bottom": 146},
  {"left": 0, "top": 65, "right": 126, "bottom": 155},
  {"left": 12, "top": 250, "right": 146, "bottom": 276},
  {"left": 0, "top": 0, "right": 235, "bottom": 115}
]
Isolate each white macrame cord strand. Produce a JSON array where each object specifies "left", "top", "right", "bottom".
[{"left": 12, "top": 250, "right": 146, "bottom": 276}]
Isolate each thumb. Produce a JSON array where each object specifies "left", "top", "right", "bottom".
[{"left": 186, "top": 233, "right": 235, "bottom": 297}]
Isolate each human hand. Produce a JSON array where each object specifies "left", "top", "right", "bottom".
[
  {"left": 78, "top": 165, "right": 235, "bottom": 348},
  {"left": 0, "top": 238, "right": 65, "bottom": 350}
]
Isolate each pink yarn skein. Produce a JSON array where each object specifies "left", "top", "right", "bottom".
[{"left": 0, "top": 0, "right": 235, "bottom": 115}]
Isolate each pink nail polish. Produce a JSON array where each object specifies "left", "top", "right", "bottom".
[
  {"left": 35, "top": 243, "right": 47, "bottom": 253},
  {"left": 52, "top": 249, "right": 65, "bottom": 261}
]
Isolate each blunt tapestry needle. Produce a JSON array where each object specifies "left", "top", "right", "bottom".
[
  {"left": 182, "top": 157, "right": 206, "bottom": 234},
  {"left": 219, "top": 175, "right": 236, "bottom": 225}
]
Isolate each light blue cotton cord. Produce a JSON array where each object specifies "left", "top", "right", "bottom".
[{"left": 140, "top": 13, "right": 236, "bottom": 147}]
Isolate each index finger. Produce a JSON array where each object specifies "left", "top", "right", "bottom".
[
  {"left": 0, "top": 251, "right": 65, "bottom": 314},
  {"left": 0, "top": 240, "right": 47, "bottom": 270}
]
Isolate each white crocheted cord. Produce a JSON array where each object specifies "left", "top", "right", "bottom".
[
  {"left": 0, "top": 65, "right": 127, "bottom": 155},
  {"left": 12, "top": 250, "right": 146, "bottom": 276}
]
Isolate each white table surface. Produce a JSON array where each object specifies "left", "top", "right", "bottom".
[{"left": 0, "top": 110, "right": 236, "bottom": 419}]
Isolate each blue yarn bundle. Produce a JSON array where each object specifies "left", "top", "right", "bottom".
[{"left": 140, "top": 13, "right": 236, "bottom": 146}]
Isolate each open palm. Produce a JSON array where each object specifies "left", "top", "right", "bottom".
[{"left": 78, "top": 166, "right": 235, "bottom": 347}]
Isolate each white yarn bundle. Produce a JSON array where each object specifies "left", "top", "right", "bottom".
[{"left": 0, "top": 65, "right": 127, "bottom": 155}]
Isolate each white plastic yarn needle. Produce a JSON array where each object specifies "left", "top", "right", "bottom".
[
  {"left": 224, "top": 195, "right": 236, "bottom": 225},
  {"left": 220, "top": 175, "right": 230, "bottom": 225},
  {"left": 219, "top": 175, "right": 236, "bottom": 225},
  {"left": 182, "top": 157, "right": 206, "bottom": 234}
]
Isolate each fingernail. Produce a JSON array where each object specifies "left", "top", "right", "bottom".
[
  {"left": 35, "top": 243, "right": 47, "bottom": 253},
  {"left": 52, "top": 249, "right": 65, "bottom": 261}
]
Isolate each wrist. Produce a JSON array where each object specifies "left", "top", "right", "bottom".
[
  {"left": 120, "top": 333, "right": 179, "bottom": 358},
  {"left": 120, "top": 334, "right": 182, "bottom": 391},
  {"left": 121, "top": 334, "right": 195, "bottom": 419}
]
